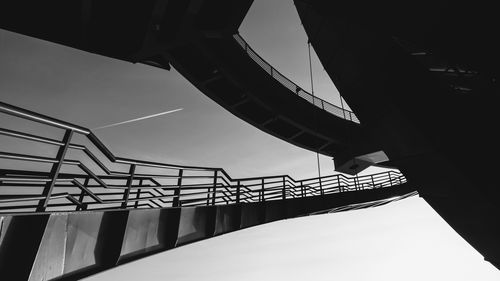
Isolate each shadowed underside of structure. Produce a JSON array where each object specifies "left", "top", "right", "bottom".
[
  {"left": 0, "top": 0, "right": 383, "bottom": 173},
  {"left": 294, "top": 0, "right": 500, "bottom": 270}
]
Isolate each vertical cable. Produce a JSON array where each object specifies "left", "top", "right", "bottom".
[
  {"left": 340, "top": 94, "right": 346, "bottom": 119},
  {"left": 308, "top": 41, "right": 322, "bottom": 186}
]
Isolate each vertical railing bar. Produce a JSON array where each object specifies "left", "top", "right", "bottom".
[
  {"left": 134, "top": 179, "right": 143, "bottom": 209},
  {"left": 121, "top": 164, "right": 136, "bottom": 208},
  {"left": 37, "top": 129, "right": 73, "bottom": 212},
  {"left": 301, "top": 180, "right": 304, "bottom": 197},
  {"left": 206, "top": 185, "right": 210, "bottom": 206},
  {"left": 76, "top": 177, "right": 90, "bottom": 211},
  {"left": 212, "top": 171, "right": 217, "bottom": 206},
  {"left": 261, "top": 178, "right": 265, "bottom": 202},
  {"left": 236, "top": 180, "right": 241, "bottom": 204},
  {"left": 319, "top": 176, "right": 324, "bottom": 195},
  {"left": 173, "top": 169, "right": 183, "bottom": 207},
  {"left": 282, "top": 176, "right": 286, "bottom": 200}
]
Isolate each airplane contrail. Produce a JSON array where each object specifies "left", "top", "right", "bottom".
[{"left": 93, "top": 108, "right": 183, "bottom": 130}]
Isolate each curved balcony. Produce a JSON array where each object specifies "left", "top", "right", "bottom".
[{"left": 233, "top": 34, "right": 359, "bottom": 123}]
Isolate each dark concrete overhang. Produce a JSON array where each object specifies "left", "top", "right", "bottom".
[{"left": 295, "top": 0, "right": 500, "bottom": 269}]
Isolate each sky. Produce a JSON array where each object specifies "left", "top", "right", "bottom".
[
  {"left": 1, "top": 0, "right": 499, "bottom": 280},
  {"left": 86, "top": 196, "right": 500, "bottom": 281}
]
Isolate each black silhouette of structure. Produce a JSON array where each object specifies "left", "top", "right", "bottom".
[
  {"left": 0, "top": 0, "right": 498, "bottom": 279},
  {"left": 294, "top": 0, "right": 500, "bottom": 270}
]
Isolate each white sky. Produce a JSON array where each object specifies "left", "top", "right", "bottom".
[
  {"left": 86, "top": 197, "right": 500, "bottom": 281},
  {"left": 1, "top": 0, "right": 499, "bottom": 279}
]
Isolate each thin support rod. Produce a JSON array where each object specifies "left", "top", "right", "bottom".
[
  {"left": 340, "top": 96, "right": 346, "bottom": 119},
  {"left": 308, "top": 42, "right": 315, "bottom": 98},
  {"left": 121, "top": 164, "right": 136, "bottom": 208},
  {"left": 76, "top": 178, "right": 90, "bottom": 211},
  {"left": 236, "top": 180, "right": 241, "bottom": 204},
  {"left": 206, "top": 185, "right": 210, "bottom": 206},
  {"left": 173, "top": 169, "right": 183, "bottom": 207},
  {"left": 212, "top": 171, "right": 217, "bottom": 206},
  {"left": 134, "top": 179, "right": 143, "bottom": 209},
  {"left": 37, "top": 129, "right": 73, "bottom": 212},
  {"left": 307, "top": 41, "right": 323, "bottom": 195},
  {"left": 282, "top": 177, "right": 286, "bottom": 200},
  {"left": 261, "top": 178, "right": 265, "bottom": 202}
]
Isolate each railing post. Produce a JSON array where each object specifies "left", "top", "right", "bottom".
[
  {"left": 76, "top": 177, "right": 90, "bottom": 211},
  {"left": 134, "top": 179, "right": 143, "bottom": 209},
  {"left": 37, "top": 129, "right": 73, "bottom": 212},
  {"left": 301, "top": 181, "right": 304, "bottom": 197},
  {"left": 282, "top": 176, "right": 286, "bottom": 200},
  {"left": 121, "top": 164, "right": 136, "bottom": 209},
  {"left": 206, "top": 186, "right": 210, "bottom": 206},
  {"left": 173, "top": 169, "right": 183, "bottom": 207},
  {"left": 371, "top": 175, "right": 376, "bottom": 189},
  {"left": 319, "top": 176, "right": 324, "bottom": 195},
  {"left": 388, "top": 172, "right": 393, "bottom": 186},
  {"left": 337, "top": 174, "right": 341, "bottom": 192},
  {"left": 212, "top": 170, "right": 217, "bottom": 206},
  {"left": 236, "top": 180, "right": 240, "bottom": 204},
  {"left": 261, "top": 178, "right": 265, "bottom": 202}
]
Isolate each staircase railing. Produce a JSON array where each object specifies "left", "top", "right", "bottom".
[{"left": 0, "top": 101, "right": 403, "bottom": 213}]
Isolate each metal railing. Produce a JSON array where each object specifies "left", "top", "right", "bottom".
[
  {"left": 0, "top": 101, "right": 402, "bottom": 213},
  {"left": 233, "top": 34, "right": 360, "bottom": 123}
]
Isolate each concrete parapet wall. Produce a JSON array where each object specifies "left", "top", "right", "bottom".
[{"left": 0, "top": 184, "right": 413, "bottom": 280}]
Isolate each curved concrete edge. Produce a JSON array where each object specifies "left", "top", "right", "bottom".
[{"left": 0, "top": 184, "right": 413, "bottom": 280}]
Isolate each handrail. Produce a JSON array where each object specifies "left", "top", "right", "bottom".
[
  {"left": 0, "top": 101, "right": 406, "bottom": 213},
  {"left": 0, "top": 101, "right": 90, "bottom": 134},
  {"left": 233, "top": 34, "right": 360, "bottom": 124},
  {"left": 0, "top": 101, "right": 220, "bottom": 172}
]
